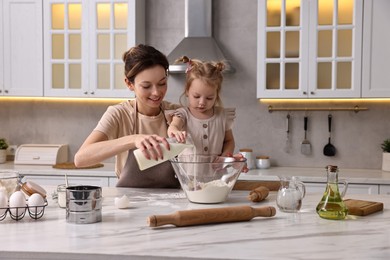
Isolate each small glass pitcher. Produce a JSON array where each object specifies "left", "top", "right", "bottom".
[
  {"left": 276, "top": 176, "right": 306, "bottom": 213},
  {"left": 316, "top": 165, "right": 348, "bottom": 220}
]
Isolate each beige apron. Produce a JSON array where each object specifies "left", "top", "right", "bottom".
[{"left": 116, "top": 103, "right": 180, "bottom": 188}]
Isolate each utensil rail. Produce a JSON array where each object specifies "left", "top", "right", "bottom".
[{"left": 268, "top": 105, "right": 368, "bottom": 113}]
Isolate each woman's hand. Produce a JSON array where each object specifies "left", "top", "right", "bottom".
[{"left": 135, "top": 134, "right": 170, "bottom": 160}]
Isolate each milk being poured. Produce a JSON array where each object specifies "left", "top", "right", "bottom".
[{"left": 133, "top": 140, "right": 194, "bottom": 171}]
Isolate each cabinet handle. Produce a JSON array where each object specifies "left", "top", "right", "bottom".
[
  {"left": 0, "top": 90, "right": 2, "bottom": 93},
  {"left": 303, "top": 91, "right": 307, "bottom": 95},
  {"left": 90, "top": 91, "right": 95, "bottom": 95},
  {"left": 84, "top": 91, "right": 88, "bottom": 95},
  {"left": 4, "top": 90, "right": 8, "bottom": 94},
  {"left": 310, "top": 91, "right": 315, "bottom": 95}
]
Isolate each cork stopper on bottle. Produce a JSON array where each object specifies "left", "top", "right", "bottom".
[{"left": 326, "top": 165, "right": 338, "bottom": 172}]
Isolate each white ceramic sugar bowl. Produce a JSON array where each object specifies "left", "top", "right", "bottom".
[{"left": 255, "top": 156, "right": 271, "bottom": 169}]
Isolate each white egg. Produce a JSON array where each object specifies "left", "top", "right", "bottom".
[
  {"left": 28, "top": 193, "right": 45, "bottom": 214},
  {"left": 9, "top": 191, "right": 27, "bottom": 218},
  {"left": 114, "top": 195, "right": 130, "bottom": 209},
  {"left": 0, "top": 190, "right": 8, "bottom": 216}
]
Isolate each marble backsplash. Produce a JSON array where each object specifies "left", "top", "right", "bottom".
[{"left": 1, "top": 98, "right": 389, "bottom": 170}]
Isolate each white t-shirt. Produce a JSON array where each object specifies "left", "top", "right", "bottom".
[{"left": 94, "top": 99, "right": 180, "bottom": 177}]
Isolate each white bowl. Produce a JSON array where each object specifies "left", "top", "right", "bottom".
[{"left": 256, "top": 158, "right": 271, "bottom": 169}]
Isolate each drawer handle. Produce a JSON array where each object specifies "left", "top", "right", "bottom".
[{"left": 33, "top": 156, "right": 40, "bottom": 160}]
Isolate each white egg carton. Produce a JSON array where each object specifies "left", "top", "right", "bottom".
[{"left": 0, "top": 200, "right": 48, "bottom": 221}]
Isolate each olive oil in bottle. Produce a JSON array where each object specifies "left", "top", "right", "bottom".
[{"left": 316, "top": 165, "right": 348, "bottom": 220}]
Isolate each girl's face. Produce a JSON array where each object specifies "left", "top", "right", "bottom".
[
  {"left": 126, "top": 65, "right": 168, "bottom": 116},
  {"left": 186, "top": 78, "right": 217, "bottom": 118}
]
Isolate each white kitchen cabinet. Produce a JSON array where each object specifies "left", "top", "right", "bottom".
[
  {"left": 346, "top": 184, "right": 379, "bottom": 195},
  {"left": 304, "top": 182, "right": 326, "bottom": 193},
  {"left": 361, "top": 0, "right": 390, "bottom": 97},
  {"left": 43, "top": 0, "right": 144, "bottom": 98},
  {"left": 257, "top": 0, "right": 363, "bottom": 99},
  {"left": 0, "top": 0, "right": 43, "bottom": 96},
  {"left": 379, "top": 185, "right": 390, "bottom": 195},
  {"left": 109, "top": 177, "right": 118, "bottom": 187},
  {"left": 304, "top": 182, "right": 379, "bottom": 195}
]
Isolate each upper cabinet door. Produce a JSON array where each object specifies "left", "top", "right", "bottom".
[
  {"left": 43, "top": 1, "right": 86, "bottom": 97},
  {"left": 361, "top": 0, "right": 390, "bottom": 98},
  {"left": 88, "top": 0, "right": 144, "bottom": 98},
  {"left": 308, "top": 0, "right": 363, "bottom": 98},
  {"left": 257, "top": 0, "right": 363, "bottom": 99},
  {"left": 44, "top": 0, "right": 145, "bottom": 98},
  {"left": 0, "top": 0, "right": 3, "bottom": 95},
  {"left": 257, "top": 0, "right": 309, "bottom": 98},
  {"left": 1, "top": 0, "right": 43, "bottom": 97}
]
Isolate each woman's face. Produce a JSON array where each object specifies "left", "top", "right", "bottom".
[{"left": 127, "top": 65, "right": 168, "bottom": 116}]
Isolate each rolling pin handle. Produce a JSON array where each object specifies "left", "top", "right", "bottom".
[
  {"left": 147, "top": 215, "right": 157, "bottom": 227},
  {"left": 147, "top": 213, "right": 178, "bottom": 227},
  {"left": 254, "top": 206, "right": 276, "bottom": 217}
]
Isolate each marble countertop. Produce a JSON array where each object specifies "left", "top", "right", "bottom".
[
  {"left": 2, "top": 162, "right": 390, "bottom": 184},
  {"left": 0, "top": 186, "right": 389, "bottom": 259}
]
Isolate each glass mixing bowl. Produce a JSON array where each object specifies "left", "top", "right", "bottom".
[{"left": 170, "top": 155, "right": 246, "bottom": 204}]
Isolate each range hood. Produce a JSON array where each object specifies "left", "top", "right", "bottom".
[{"left": 167, "top": 0, "right": 235, "bottom": 73}]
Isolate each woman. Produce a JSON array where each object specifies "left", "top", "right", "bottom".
[{"left": 74, "top": 44, "right": 181, "bottom": 188}]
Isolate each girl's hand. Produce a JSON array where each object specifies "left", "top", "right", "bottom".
[
  {"left": 169, "top": 131, "right": 187, "bottom": 143},
  {"left": 221, "top": 152, "right": 245, "bottom": 162},
  {"left": 134, "top": 134, "right": 169, "bottom": 160},
  {"left": 225, "top": 153, "right": 249, "bottom": 173}
]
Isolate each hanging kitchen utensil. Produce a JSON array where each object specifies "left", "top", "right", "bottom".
[
  {"left": 284, "top": 113, "right": 291, "bottom": 153},
  {"left": 301, "top": 116, "right": 311, "bottom": 155},
  {"left": 323, "top": 114, "right": 336, "bottom": 156}
]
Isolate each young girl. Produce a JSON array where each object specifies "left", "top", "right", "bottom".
[
  {"left": 74, "top": 44, "right": 181, "bottom": 188},
  {"left": 167, "top": 56, "right": 235, "bottom": 157}
]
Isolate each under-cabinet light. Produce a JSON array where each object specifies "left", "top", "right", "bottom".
[
  {"left": 259, "top": 98, "right": 390, "bottom": 104},
  {"left": 0, "top": 97, "right": 130, "bottom": 104}
]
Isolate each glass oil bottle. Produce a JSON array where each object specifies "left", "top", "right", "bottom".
[{"left": 316, "top": 165, "right": 348, "bottom": 220}]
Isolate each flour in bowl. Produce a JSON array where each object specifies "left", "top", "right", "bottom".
[{"left": 185, "top": 180, "right": 233, "bottom": 203}]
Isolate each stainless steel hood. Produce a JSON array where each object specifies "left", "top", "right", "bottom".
[{"left": 167, "top": 0, "right": 235, "bottom": 73}]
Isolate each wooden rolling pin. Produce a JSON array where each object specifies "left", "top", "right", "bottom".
[{"left": 147, "top": 205, "right": 276, "bottom": 227}]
